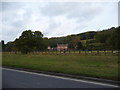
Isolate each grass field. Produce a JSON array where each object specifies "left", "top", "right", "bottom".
[{"left": 2, "top": 52, "right": 119, "bottom": 81}]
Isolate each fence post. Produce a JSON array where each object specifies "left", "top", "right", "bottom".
[
  {"left": 74, "top": 50, "right": 75, "bottom": 53},
  {"left": 79, "top": 50, "right": 81, "bottom": 54},
  {"left": 112, "top": 50, "right": 113, "bottom": 53},
  {"left": 85, "top": 50, "right": 86, "bottom": 54},
  {"left": 97, "top": 50, "right": 99, "bottom": 54},
  {"left": 69, "top": 50, "right": 70, "bottom": 54}
]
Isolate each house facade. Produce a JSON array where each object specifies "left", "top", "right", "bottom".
[
  {"left": 57, "top": 44, "right": 68, "bottom": 51},
  {"left": 47, "top": 44, "right": 68, "bottom": 51}
]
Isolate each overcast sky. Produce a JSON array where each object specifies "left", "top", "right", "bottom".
[{"left": 1, "top": 1, "right": 118, "bottom": 43}]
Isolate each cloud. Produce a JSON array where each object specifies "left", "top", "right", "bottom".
[
  {"left": 1, "top": 2, "right": 118, "bottom": 43},
  {"left": 40, "top": 2, "right": 103, "bottom": 21}
]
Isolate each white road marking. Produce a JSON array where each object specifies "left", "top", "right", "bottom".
[{"left": 2, "top": 67, "right": 119, "bottom": 88}]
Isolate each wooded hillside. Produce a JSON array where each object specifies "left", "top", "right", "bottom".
[{"left": 1, "top": 26, "right": 120, "bottom": 53}]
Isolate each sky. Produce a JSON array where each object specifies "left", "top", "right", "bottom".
[{"left": 0, "top": 1, "right": 118, "bottom": 43}]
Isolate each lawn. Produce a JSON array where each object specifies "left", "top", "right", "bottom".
[{"left": 2, "top": 52, "right": 119, "bottom": 81}]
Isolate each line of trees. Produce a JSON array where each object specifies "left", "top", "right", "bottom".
[
  {"left": 1, "top": 30, "right": 48, "bottom": 54},
  {"left": 1, "top": 26, "right": 120, "bottom": 54}
]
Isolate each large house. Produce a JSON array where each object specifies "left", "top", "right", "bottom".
[
  {"left": 57, "top": 44, "right": 68, "bottom": 51},
  {"left": 47, "top": 44, "right": 68, "bottom": 51}
]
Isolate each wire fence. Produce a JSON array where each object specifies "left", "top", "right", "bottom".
[{"left": 3, "top": 50, "right": 120, "bottom": 56}]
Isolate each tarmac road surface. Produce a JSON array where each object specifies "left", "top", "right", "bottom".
[{"left": 2, "top": 68, "right": 119, "bottom": 88}]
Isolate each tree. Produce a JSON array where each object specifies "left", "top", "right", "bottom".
[
  {"left": 109, "top": 26, "right": 120, "bottom": 50},
  {"left": 42, "top": 38, "right": 49, "bottom": 50},
  {"left": 76, "top": 41, "right": 83, "bottom": 50},
  {"left": 1, "top": 40, "right": 5, "bottom": 52},
  {"left": 68, "top": 36, "right": 80, "bottom": 50},
  {"left": 15, "top": 30, "right": 44, "bottom": 54},
  {"left": 34, "top": 31, "right": 43, "bottom": 38},
  {"left": 4, "top": 42, "right": 13, "bottom": 52},
  {"left": 95, "top": 32, "right": 109, "bottom": 43}
]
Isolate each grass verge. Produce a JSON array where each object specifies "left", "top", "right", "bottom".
[{"left": 2, "top": 52, "right": 119, "bottom": 81}]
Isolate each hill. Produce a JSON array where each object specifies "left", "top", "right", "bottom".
[
  {"left": 2, "top": 26, "right": 120, "bottom": 52},
  {"left": 47, "top": 26, "right": 119, "bottom": 50}
]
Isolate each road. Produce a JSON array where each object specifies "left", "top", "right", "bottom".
[{"left": 2, "top": 68, "right": 119, "bottom": 88}]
